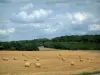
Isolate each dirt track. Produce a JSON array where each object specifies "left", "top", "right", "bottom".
[{"left": 0, "top": 50, "right": 100, "bottom": 75}]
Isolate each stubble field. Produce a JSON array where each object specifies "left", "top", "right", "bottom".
[{"left": 0, "top": 49, "right": 100, "bottom": 75}]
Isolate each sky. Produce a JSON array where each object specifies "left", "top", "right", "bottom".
[{"left": 0, "top": 0, "right": 100, "bottom": 41}]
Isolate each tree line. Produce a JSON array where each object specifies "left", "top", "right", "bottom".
[
  {"left": 0, "top": 40, "right": 39, "bottom": 51},
  {"left": 0, "top": 35, "right": 100, "bottom": 51},
  {"left": 34, "top": 35, "right": 100, "bottom": 50}
]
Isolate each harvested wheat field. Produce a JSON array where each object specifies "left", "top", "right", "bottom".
[{"left": 0, "top": 49, "right": 100, "bottom": 75}]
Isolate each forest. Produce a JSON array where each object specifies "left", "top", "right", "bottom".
[{"left": 0, "top": 35, "right": 100, "bottom": 51}]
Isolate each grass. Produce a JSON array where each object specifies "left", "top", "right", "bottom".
[{"left": 73, "top": 71, "right": 100, "bottom": 75}]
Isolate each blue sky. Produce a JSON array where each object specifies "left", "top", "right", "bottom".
[{"left": 0, "top": 0, "right": 100, "bottom": 41}]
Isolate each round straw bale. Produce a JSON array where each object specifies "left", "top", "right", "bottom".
[
  {"left": 62, "top": 57, "right": 66, "bottom": 61},
  {"left": 35, "top": 62, "right": 41, "bottom": 68},
  {"left": 24, "top": 62, "right": 31, "bottom": 67},
  {"left": 2, "top": 57, "right": 8, "bottom": 61},
  {"left": 80, "top": 59, "right": 83, "bottom": 62},
  {"left": 58, "top": 54, "right": 62, "bottom": 56},
  {"left": 70, "top": 62, "right": 75, "bottom": 66},
  {"left": 13, "top": 57, "right": 17, "bottom": 60},
  {"left": 24, "top": 59, "right": 27, "bottom": 61},
  {"left": 36, "top": 58, "right": 40, "bottom": 61}
]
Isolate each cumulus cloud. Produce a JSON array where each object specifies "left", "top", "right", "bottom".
[
  {"left": 11, "top": 7, "right": 53, "bottom": 23},
  {"left": 20, "top": 3, "right": 34, "bottom": 11},
  {"left": 43, "top": 24, "right": 60, "bottom": 34},
  {"left": 47, "top": 12, "right": 95, "bottom": 35},
  {"left": 74, "top": 13, "right": 87, "bottom": 22},
  {"left": 0, "top": 0, "right": 100, "bottom": 41},
  {"left": 0, "top": 28, "right": 15, "bottom": 37},
  {"left": 30, "top": 23, "right": 60, "bottom": 34},
  {"left": 88, "top": 24, "right": 100, "bottom": 31},
  {"left": 67, "top": 12, "right": 93, "bottom": 24},
  {"left": 49, "top": 12, "right": 93, "bottom": 24}
]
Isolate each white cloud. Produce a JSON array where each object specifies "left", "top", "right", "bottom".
[
  {"left": 0, "top": 30, "right": 8, "bottom": 36},
  {"left": 7, "top": 28, "right": 15, "bottom": 33},
  {"left": 20, "top": 3, "right": 34, "bottom": 11},
  {"left": 10, "top": 11, "right": 94, "bottom": 39},
  {"left": 44, "top": 28, "right": 57, "bottom": 33},
  {"left": 15, "top": 11, "right": 27, "bottom": 21},
  {"left": 42, "top": 22, "right": 64, "bottom": 34},
  {"left": 10, "top": 3, "right": 53, "bottom": 23},
  {"left": 43, "top": 24, "right": 58, "bottom": 33},
  {"left": 11, "top": 9, "right": 53, "bottom": 23},
  {"left": 29, "top": 22, "right": 62, "bottom": 34},
  {"left": 88, "top": 24, "right": 100, "bottom": 31},
  {"left": 1, "top": 0, "right": 100, "bottom": 41},
  {"left": 67, "top": 12, "right": 93, "bottom": 24},
  {"left": 74, "top": 12, "right": 87, "bottom": 22},
  {"left": 49, "top": 12, "right": 93, "bottom": 25},
  {"left": 0, "top": 28, "right": 15, "bottom": 36}
]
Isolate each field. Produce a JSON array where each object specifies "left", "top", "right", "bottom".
[{"left": 0, "top": 48, "right": 100, "bottom": 75}]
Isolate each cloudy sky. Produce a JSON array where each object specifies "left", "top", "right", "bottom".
[{"left": 0, "top": 0, "right": 100, "bottom": 41}]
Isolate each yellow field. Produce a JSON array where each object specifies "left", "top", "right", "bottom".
[{"left": 0, "top": 49, "right": 100, "bottom": 75}]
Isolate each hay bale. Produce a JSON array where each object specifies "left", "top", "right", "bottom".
[
  {"left": 22, "top": 53, "right": 25, "bottom": 56},
  {"left": 70, "top": 62, "right": 75, "bottom": 66},
  {"left": 58, "top": 54, "right": 62, "bottom": 56},
  {"left": 36, "top": 58, "right": 40, "bottom": 61},
  {"left": 62, "top": 57, "right": 66, "bottom": 61},
  {"left": 13, "top": 57, "right": 17, "bottom": 60},
  {"left": 80, "top": 59, "right": 83, "bottom": 62},
  {"left": 24, "top": 59, "right": 27, "bottom": 61},
  {"left": 2, "top": 57, "right": 8, "bottom": 61},
  {"left": 35, "top": 62, "right": 41, "bottom": 68},
  {"left": 24, "top": 62, "right": 31, "bottom": 67}
]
